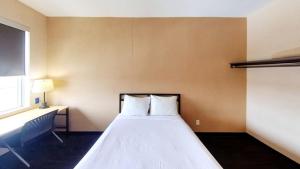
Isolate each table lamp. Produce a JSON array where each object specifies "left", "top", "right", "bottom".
[{"left": 32, "top": 79, "right": 54, "bottom": 109}]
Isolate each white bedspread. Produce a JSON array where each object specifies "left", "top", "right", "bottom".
[{"left": 74, "top": 115, "right": 223, "bottom": 169}]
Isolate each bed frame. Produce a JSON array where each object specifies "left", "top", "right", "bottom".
[{"left": 119, "top": 93, "right": 181, "bottom": 114}]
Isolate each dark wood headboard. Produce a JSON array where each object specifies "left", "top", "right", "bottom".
[{"left": 119, "top": 93, "right": 181, "bottom": 114}]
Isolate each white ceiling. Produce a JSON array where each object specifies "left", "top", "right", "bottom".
[{"left": 19, "top": 0, "right": 273, "bottom": 17}]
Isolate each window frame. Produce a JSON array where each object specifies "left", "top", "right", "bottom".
[
  {"left": 0, "top": 76, "right": 25, "bottom": 114},
  {"left": 0, "top": 19, "right": 30, "bottom": 117}
]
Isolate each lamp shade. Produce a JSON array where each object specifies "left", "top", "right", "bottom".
[{"left": 32, "top": 79, "right": 54, "bottom": 93}]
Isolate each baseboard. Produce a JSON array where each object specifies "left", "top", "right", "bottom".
[
  {"left": 59, "top": 131, "right": 248, "bottom": 137},
  {"left": 195, "top": 132, "right": 247, "bottom": 135},
  {"left": 58, "top": 131, "right": 247, "bottom": 135},
  {"left": 57, "top": 131, "right": 246, "bottom": 135},
  {"left": 195, "top": 132, "right": 246, "bottom": 133}
]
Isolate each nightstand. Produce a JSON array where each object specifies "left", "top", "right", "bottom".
[{"left": 52, "top": 106, "right": 69, "bottom": 133}]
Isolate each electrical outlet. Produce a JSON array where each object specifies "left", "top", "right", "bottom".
[
  {"left": 196, "top": 120, "right": 200, "bottom": 126},
  {"left": 35, "top": 97, "right": 40, "bottom": 104}
]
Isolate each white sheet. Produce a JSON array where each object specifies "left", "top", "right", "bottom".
[{"left": 74, "top": 115, "right": 223, "bottom": 169}]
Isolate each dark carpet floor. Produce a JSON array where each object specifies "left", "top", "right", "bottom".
[
  {"left": 197, "top": 133, "right": 299, "bottom": 169},
  {"left": 0, "top": 133, "right": 99, "bottom": 169},
  {"left": 0, "top": 132, "right": 299, "bottom": 169}
]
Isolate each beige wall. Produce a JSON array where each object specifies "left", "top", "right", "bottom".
[
  {"left": 0, "top": 0, "right": 47, "bottom": 106},
  {"left": 247, "top": 0, "right": 300, "bottom": 163},
  {"left": 47, "top": 17, "right": 246, "bottom": 132}
]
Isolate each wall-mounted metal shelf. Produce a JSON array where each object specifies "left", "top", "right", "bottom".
[{"left": 230, "top": 56, "right": 300, "bottom": 68}]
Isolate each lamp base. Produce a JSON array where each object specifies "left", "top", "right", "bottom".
[{"left": 39, "top": 102, "right": 49, "bottom": 109}]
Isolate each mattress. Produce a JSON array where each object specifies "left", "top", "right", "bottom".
[{"left": 74, "top": 115, "right": 223, "bottom": 169}]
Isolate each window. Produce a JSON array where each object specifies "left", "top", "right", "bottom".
[
  {"left": 0, "top": 20, "right": 30, "bottom": 115},
  {"left": 0, "top": 76, "right": 24, "bottom": 112}
]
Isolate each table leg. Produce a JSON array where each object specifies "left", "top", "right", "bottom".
[{"left": 66, "top": 108, "right": 69, "bottom": 133}]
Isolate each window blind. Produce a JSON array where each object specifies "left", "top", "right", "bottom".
[{"left": 0, "top": 23, "right": 26, "bottom": 76}]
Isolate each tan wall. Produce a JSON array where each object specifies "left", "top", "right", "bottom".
[
  {"left": 47, "top": 17, "right": 246, "bottom": 132},
  {"left": 0, "top": 0, "right": 47, "bottom": 105},
  {"left": 247, "top": 0, "right": 300, "bottom": 163}
]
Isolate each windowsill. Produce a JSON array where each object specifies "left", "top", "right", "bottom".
[{"left": 0, "top": 106, "right": 34, "bottom": 119}]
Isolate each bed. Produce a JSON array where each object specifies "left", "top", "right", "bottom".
[{"left": 74, "top": 93, "right": 222, "bottom": 169}]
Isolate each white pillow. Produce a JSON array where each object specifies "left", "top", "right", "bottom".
[
  {"left": 121, "top": 95, "right": 150, "bottom": 116},
  {"left": 150, "top": 95, "right": 178, "bottom": 116}
]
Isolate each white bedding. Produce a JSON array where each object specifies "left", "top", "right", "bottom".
[{"left": 74, "top": 115, "right": 223, "bottom": 169}]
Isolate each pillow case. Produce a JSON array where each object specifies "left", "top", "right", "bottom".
[
  {"left": 121, "top": 95, "right": 150, "bottom": 116},
  {"left": 150, "top": 95, "right": 178, "bottom": 116}
]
